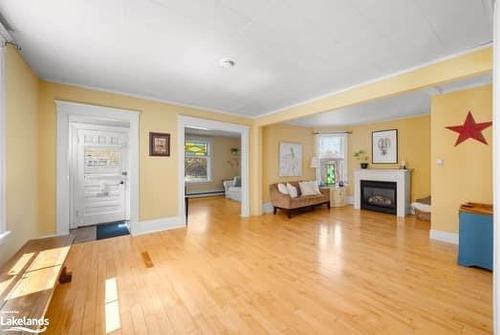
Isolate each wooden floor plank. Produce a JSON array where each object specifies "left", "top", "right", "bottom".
[{"left": 45, "top": 197, "right": 492, "bottom": 334}]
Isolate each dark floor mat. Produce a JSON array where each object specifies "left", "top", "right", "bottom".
[{"left": 96, "top": 221, "right": 130, "bottom": 240}]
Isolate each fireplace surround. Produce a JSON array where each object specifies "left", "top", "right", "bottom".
[{"left": 354, "top": 169, "right": 411, "bottom": 217}]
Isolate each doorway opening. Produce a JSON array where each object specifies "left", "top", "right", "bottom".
[
  {"left": 178, "top": 116, "right": 250, "bottom": 225},
  {"left": 56, "top": 101, "right": 140, "bottom": 242},
  {"left": 184, "top": 127, "right": 242, "bottom": 221}
]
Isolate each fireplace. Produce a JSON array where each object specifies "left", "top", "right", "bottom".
[
  {"left": 354, "top": 169, "right": 410, "bottom": 217},
  {"left": 360, "top": 180, "right": 397, "bottom": 215}
]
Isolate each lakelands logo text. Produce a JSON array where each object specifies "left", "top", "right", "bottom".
[{"left": 1, "top": 311, "right": 49, "bottom": 333}]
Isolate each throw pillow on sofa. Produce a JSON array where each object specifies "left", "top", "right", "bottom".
[
  {"left": 286, "top": 183, "right": 298, "bottom": 198},
  {"left": 277, "top": 183, "right": 289, "bottom": 195},
  {"left": 299, "top": 181, "right": 320, "bottom": 196}
]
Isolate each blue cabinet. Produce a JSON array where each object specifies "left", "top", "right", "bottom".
[{"left": 458, "top": 204, "right": 493, "bottom": 271}]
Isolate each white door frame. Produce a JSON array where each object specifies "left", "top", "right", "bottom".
[
  {"left": 56, "top": 100, "right": 140, "bottom": 235},
  {"left": 178, "top": 116, "right": 250, "bottom": 222}
]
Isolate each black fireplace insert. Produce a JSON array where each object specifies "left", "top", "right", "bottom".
[{"left": 360, "top": 180, "right": 397, "bottom": 215}]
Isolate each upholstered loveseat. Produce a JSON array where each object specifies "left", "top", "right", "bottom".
[{"left": 270, "top": 181, "right": 330, "bottom": 218}]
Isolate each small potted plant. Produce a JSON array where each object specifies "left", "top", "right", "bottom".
[{"left": 354, "top": 150, "right": 369, "bottom": 169}]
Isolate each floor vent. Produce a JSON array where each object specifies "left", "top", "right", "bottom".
[{"left": 141, "top": 251, "right": 154, "bottom": 268}]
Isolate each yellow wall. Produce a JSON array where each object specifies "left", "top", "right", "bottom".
[
  {"left": 317, "top": 115, "right": 431, "bottom": 202},
  {"left": 37, "top": 81, "right": 253, "bottom": 234},
  {"left": 431, "top": 85, "right": 492, "bottom": 233},
  {"left": 1, "top": 47, "right": 39, "bottom": 264},
  {"left": 186, "top": 135, "right": 241, "bottom": 193},
  {"left": 262, "top": 124, "right": 315, "bottom": 203}
]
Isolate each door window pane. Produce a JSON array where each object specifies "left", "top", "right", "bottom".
[{"left": 85, "top": 148, "right": 121, "bottom": 174}]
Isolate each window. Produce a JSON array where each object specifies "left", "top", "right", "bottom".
[
  {"left": 185, "top": 139, "right": 211, "bottom": 183},
  {"left": 316, "top": 134, "right": 348, "bottom": 186}
]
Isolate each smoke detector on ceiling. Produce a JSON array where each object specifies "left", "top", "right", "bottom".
[{"left": 219, "top": 58, "right": 236, "bottom": 68}]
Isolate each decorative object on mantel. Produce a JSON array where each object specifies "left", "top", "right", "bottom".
[
  {"left": 353, "top": 150, "right": 369, "bottom": 169},
  {"left": 279, "top": 142, "right": 303, "bottom": 177},
  {"left": 445, "top": 111, "right": 492, "bottom": 146},
  {"left": 400, "top": 160, "right": 407, "bottom": 169},
  {"left": 372, "top": 129, "right": 398, "bottom": 164},
  {"left": 149, "top": 132, "right": 170, "bottom": 156}
]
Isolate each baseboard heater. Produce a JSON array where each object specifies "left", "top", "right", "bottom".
[{"left": 186, "top": 190, "right": 225, "bottom": 198}]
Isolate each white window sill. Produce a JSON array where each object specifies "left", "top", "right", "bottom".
[
  {"left": 0, "top": 230, "right": 11, "bottom": 246},
  {"left": 320, "top": 183, "right": 349, "bottom": 188}
]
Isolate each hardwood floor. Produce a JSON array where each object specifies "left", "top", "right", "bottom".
[{"left": 45, "top": 197, "right": 492, "bottom": 334}]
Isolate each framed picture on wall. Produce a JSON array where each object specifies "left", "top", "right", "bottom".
[
  {"left": 372, "top": 129, "right": 398, "bottom": 164},
  {"left": 279, "top": 142, "right": 303, "bottom": 176},
  {"left": 149, "top": 132, "right": 170, "bottom": 156}
]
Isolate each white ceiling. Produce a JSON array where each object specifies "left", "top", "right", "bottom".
[
  {"left": 0, "top": 0, "right": 493, "bottom": 117},
  {"left": 288, "top": 73, "right": 492, "bottom": 128}
]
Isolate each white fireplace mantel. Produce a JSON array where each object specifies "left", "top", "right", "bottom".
[{"left": 353, "top": 169, "right": 411, "bottom": 217}]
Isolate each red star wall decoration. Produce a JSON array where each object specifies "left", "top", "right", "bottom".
[{"left": 445, "top": 111, "right": 492, "bottom": 146}]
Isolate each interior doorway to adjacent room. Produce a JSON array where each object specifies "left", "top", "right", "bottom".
[
  {"left": 178, "top": 116, "right": 250, "bottom": 224},
  {"left": 184, "top": 127, "right": 242, "bottom": 221}
]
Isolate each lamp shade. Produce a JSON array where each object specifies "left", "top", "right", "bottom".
[{"left": 310, "top": 156, "right": 320, "bottom": 168}]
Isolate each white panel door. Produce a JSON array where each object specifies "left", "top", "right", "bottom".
[{"left": 72, "top": 125, "right": 129, "bottom": 227}]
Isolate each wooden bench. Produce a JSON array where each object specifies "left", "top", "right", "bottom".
[{"left": 0, "top": 235, "right": 74, "bottom": 334}]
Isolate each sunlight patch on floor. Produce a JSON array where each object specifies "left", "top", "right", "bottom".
[
  {"left": 105, "top": 277, "right": 121, "bottom": 333},
  {"left": 8, "top": 252, "right": 34, "bottom": 275}
]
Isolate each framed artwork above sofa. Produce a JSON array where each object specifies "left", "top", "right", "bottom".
[{"left": 279, "top": 142, "right": 303, "bottom": 177}]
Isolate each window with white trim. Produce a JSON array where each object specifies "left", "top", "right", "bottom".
[
  {"left": 185, "top": 138, "right": 212, "bottom": 183},
  {"left": 316, "top": 134, "right": 348, "bottom": 186}
]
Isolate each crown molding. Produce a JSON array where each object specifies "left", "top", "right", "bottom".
[{"left": 43, "top": 79, "right": 254, "bottom": 121}]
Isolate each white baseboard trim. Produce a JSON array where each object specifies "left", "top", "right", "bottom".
[
  {"left": 262, "top": 202, "right": 273, "bottom": 214},
  {"left": 430, "top": 229, "right": 459, "bottom": 245},
  {"left": 187, "top": 192, "right": 225, "bottom": 198},
  {"left": 345, "top": 195, "right": 354, "bottom": 205},
  {"left": 131, "top": 216, "right": 186, "bottom": 236}
]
